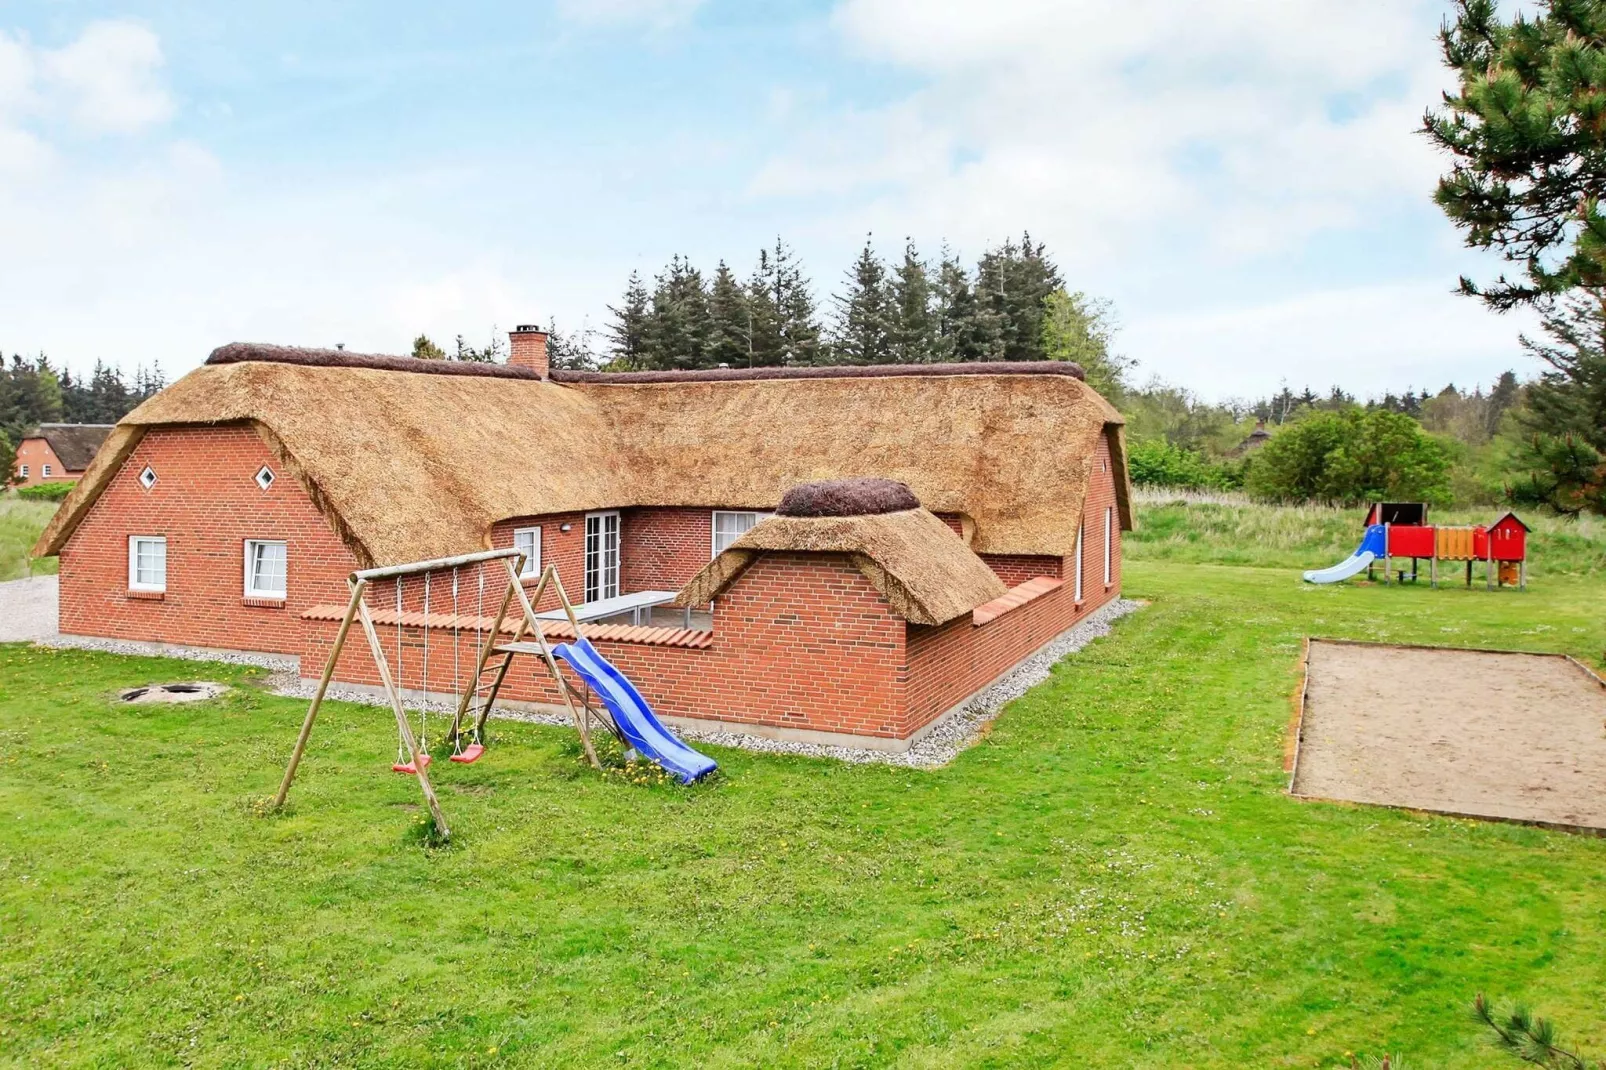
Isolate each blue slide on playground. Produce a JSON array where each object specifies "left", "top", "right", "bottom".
[
  {"left": 1302, "top": 524, "right": 1387, "bottom": 584},
  {"left": 553, "top": 636, "right": 718, "bottom": 784}
]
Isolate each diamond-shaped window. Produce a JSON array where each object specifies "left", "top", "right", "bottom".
[
  {"left": 138, "top": 465, "right": 157, "bottom": 490},
  {"left": 255, "top": 465, "right": 275, "bottom": 491}
]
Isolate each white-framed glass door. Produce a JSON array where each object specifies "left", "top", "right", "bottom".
[{"left": 584, "top": 511, "right": 620, "bottom": 602}]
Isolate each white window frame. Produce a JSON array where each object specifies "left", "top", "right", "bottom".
[
  {"left": 1074, "top": 521, "right": 1084, "bottom": 602},
  {"left": 711, "top": 510, "right": 769, "bottom": 558},
  {"left": 513, "top": 526, "right": 542, "bottom": 577},
  {"left": 41, "top": 464, "right": 51, "bottom": 478},
  {"left": 584, "top": 511, "right": 620, "bottom": 602},
  {"left": 243, "top": 539, "right": 288, "bottom": 600},
  {"left": 1103, "top": 506, "right": 1114, "bottom": 587},
  {"left": 17, "top": 464, "right": 27, "bottom": 478},
  {"left": 128, "top": 536, "right": 167, "bottom": 593}
]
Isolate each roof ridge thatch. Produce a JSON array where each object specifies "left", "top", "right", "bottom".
[
  {"left": 35, "top": 356, "right": 1130, "bottom": 565},
  {"left": 27, "top": 423, "right": 115, "bottom": 471},
  {"left": 207, "top": 342, "right": 542, "bottom": 380},
  {"left": 550, "top": 360, "right": 1085, "bottom": 385},
  {"left": 676, "top": 508, "right": 1007, "bottom": 626}
]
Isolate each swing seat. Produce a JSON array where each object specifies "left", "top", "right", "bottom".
[
  {"left": 392, "top": 753, "right": 432, "bottom": 775},
  {"left": 450, "top": 743, "right": 485, "bottom": 764}
]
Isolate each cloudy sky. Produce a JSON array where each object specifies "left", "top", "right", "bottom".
[{"left": 0, "top": 1, "right": 1540, "bottom": 398}]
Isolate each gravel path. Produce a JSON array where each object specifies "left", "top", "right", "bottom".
[
  {"left": 270, "top": 598, "right": 1143, "bottom": 768},
  {"left": 0, "top": 575, "right": 58, "bottom": 643},
  {"left": 28, "top": 590, "right": 1142, "bottom": 769}
]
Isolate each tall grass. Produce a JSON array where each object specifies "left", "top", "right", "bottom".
[
  {"left": 0, "top": 498, "right": 58, "bottom": 581},
  {"left": 1129, "top": 489, "right": 1606, "bottom": 576}
]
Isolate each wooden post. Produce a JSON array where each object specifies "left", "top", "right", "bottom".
[
  {"left": 1487, "top": 543, "right": 1494, "bottom": 591},
  {"left": 356, "top": 596, "right": 450, "bottom": 838},
  {"left": 504, "top": 561, "right": 601, "bottom": 770},
  {"left": 1520, "top": 558, "right": 1527, "bottom": 590},
  {"left": 1466, "top": 560, "right": 1472, "bottom": 587},
  {"left": 1383, "top": 523, "right": 1391, "bottom": 585},
  {"left": 1430, "top": 551, "right": 1437, "bottom": 590},
  {"left": 273, "top": 577, "right": 366, "bottom": 809},
  {"left": 447, "top": 559, "right": 521, "bottom": 744}
]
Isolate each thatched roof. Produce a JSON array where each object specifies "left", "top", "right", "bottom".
[
  {"left": 25, "top": 423, "right": 114, "bottom": 471},
  {"left": 776, "top": 477, "right": 920, "bottom": 517},
  {"left": 676, "top": 507, "right": 1008, "bottom": 626},
  {"left": 209, "top": 342, "right": 541, "bottom": 380},
  {"left": 35, "top": 349, "right": 1130, "bottom": 567}
]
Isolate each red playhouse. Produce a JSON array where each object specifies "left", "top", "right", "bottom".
[{"left": 1302, "top": 502, "right": 1529, "bottom": 589}]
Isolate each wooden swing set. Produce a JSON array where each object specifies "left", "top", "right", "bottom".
[{"left": 271, "top": 546, "right": 622, "bottom": 838}]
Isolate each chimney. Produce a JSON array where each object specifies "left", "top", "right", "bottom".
[{"left": 509, "top": 324, "right": 549, "bottom": 378}]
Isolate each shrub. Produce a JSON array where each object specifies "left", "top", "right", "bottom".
[
  {"left": 16, "top": 480, "right": 76, "bottom": 502},
  {"left": 1127, "top": 438, "right": 1245, "bottom": 491},
  {"left": 1245, "top": 409, "right": 1451, "bottom": 506}
]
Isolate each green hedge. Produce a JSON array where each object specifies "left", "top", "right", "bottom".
[{"left": 15, "top": 481, "right": 76, "bottom": 502}]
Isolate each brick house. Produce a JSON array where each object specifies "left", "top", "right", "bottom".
[
  {"left": 35, "top": 329, "right": 1132, "bottom": 750},
  {"left": 13, "top": 424, "right": 114, "bottom": 487}
]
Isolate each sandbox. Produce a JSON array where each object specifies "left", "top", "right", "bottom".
[{"left": 1290, "top": 639, "right": 1606, "bottom": 831}]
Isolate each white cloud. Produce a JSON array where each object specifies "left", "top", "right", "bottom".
[
  {"left": 764, "top": 0, "right": 1450, "bottom": 261},
  {"left": 39, "top": 19, "right": 173, "bottom": 134},
  {"left": 554, "top": 0, "right": 706, "bottom": 29}
]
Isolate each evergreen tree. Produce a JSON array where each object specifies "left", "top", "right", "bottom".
[
  {"left": 411, "top": 335, "right": 446, "bottom": 360},
  {"left": 453, "top": 330, "right": 506, "bottom": 363},
  {"left": 546, "top": 317, "right": 601, "bottom": 371},
  {"left": 1509, "top": 296, "right": 1606, "bottom": 515},
  {"left": 606, "top": 270, "right": 651, "bottom": 369},
  {"left": 745, "top": 249, "right": 786, "bottom": 368},
  {"left": 888, "top": 239, "right": 936, "bottom": 364},
  {"left": 706, "top": 261, "right": 750, "bottom": 367},
  {"left": 933, "top": 248, "right": 994, "bottom": 362},
  {"left": 1486, "top": 370, "right": 1520, "bottom": 437},
  {"left": 973, "top": 232, "right": 1062, "bottom": 361},
  {"left": 831, "top": 236, "right": 895, "bottom": 364},
  {"left": 1428, "top": 1, "right": 1606, "bottom": 309},
  {"left": 644, "top": 256, "right": 712, "bottom": 370},
  {"left": 0, "top": 430, "right": 13, "bottom": 490},
  {"left": 748, "top": 239, "right": 822, "bottom": 366}
]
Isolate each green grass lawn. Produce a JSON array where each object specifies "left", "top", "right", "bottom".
[
  {"left": 0, "top": 498, "right": 58, "bottom": 581},
  {"left": 3, "top": 507, "right": 1606, "bottom": 1066}
]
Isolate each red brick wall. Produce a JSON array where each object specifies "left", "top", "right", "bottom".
[
  {"left": 304, "top": 550, "right": 912, "bottom": 738},
  {"left": 623, "top": 507, "right": 715, "bottom": 593},
  {"left": 57, "top": 425, "right": 358, "bottom": 655},
  {"left": 13, "top": 438, "right": 75, "bottom": 487},
  {"left": 488, "top": 513, "right": 589, "bottom": 611},
  {"left": 982, "top": 554, "right": 1063, "bottom": 586}
]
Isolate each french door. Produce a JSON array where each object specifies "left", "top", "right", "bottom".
[{"left": 584, "top": 511, "right": 620, "bottom": 602}]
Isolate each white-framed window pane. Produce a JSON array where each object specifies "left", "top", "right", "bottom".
[
  {"left": 129, "top": 536, "right": 166, "bottom": 591},
  {"left": 18, "top": 465, "right": 27, "bottom": 477},
  {"left": 712, "top": 511, "right": 763, "bottom": 557},
  {"left": 584, "top": 512, "right": 620, "bottom": 602},
  {"left": 1103, "top": 507, "right": 1113, "bottom": 586},
  {"left": 41, "top": 464, "right": 51, "bottom": 477},
  {"left": 245, "top": 540, "right": 287, "bottom": 598},
  {"left": 1074, "top": 522, "right": 1083, "bottom": 602},
  {"left": 514, "top": 527, "right": 541, "bottom": 577}
]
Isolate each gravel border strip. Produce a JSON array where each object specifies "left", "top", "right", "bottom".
[{"left": 40, "top": 598, "right": 1142, "bottom": 769}]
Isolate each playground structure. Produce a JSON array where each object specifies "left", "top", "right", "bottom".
[
  {"left": 272, "top": 546, "right": 716, "bottom": 838},
  {"left": 1302, "top": 503, "right": 1529, "bottom": 589}
]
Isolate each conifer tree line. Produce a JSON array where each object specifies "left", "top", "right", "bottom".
[
  {"left": 0, "top": 353, "right": 165, "bottom": 487},
  {"left": 594, "top": 234, "right": 1129, "bottom": 390}
]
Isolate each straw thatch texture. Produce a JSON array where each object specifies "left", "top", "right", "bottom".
[
  {"left": 675, "top": 508, "right": 1008, "bottom": 626},
  {"left": 34, "top": 360, "right": 627, "bottom": 566},
  {"left": 551, "top": 360, "right": 1085, "bottom": 385},
  {"left": 35, "top": 354, "right": 1128, "bottom": 565},
  {"left": 776, "top": 477, "right": 920, "bottom": 517},
  {"left": 571, "top": 370, "right": 1123, "bottom": 556},
  {"left": 208, "top": 342, "right": 541, "bottom": 380},
  {"left": 28, "top": 423, "right": 115, "bottom": 471}
]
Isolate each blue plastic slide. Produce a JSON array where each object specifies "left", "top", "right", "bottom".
[
  {"left": 1302, "top": 524, "right": 1386, "bottom": 584},
  {"left": 553, "top": 636, "right": 717, "bottom": 784}
]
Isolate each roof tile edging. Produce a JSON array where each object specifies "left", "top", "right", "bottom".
[
  {"left": 300, "top": 604, "right": 712, "bottom": 649},
  {"left": 971, "top": 576, "right": 1064, "bottom": 627}
]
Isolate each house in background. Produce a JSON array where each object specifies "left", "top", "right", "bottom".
[
  {"left": 13, "top": 423, "right": 114, "bottom": 487},
  {"left": 34, "top": 329, "right": 1132, "bottom": 750}
]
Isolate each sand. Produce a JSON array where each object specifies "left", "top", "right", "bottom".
[{"left": 1292, "top": 640, "right": 1606, "bottom": 830}]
